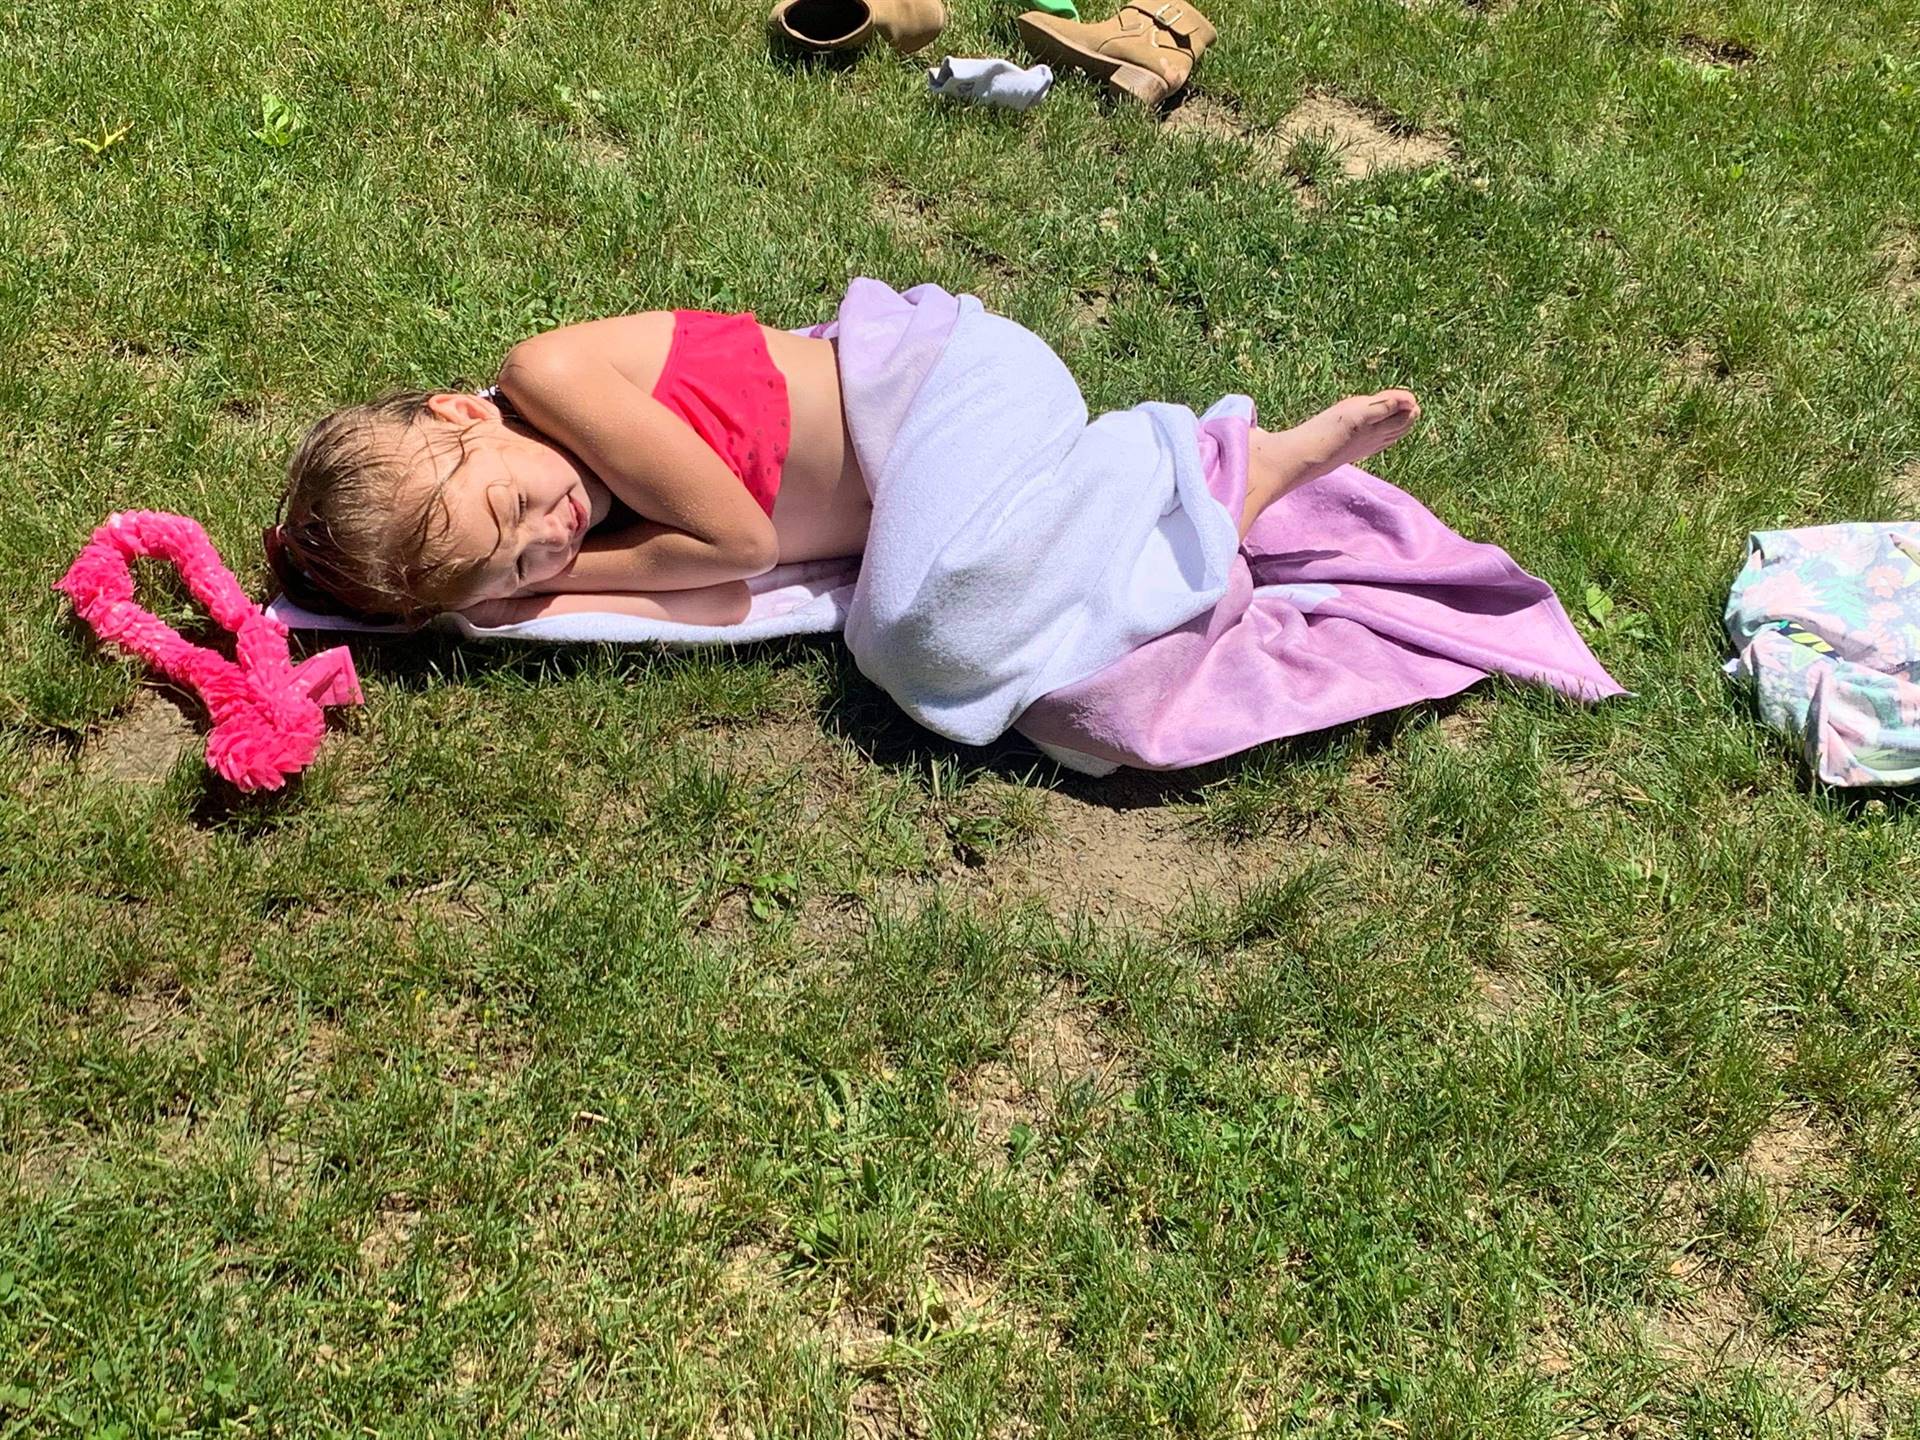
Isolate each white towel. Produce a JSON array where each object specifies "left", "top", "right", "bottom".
[
  {"left": 832, "top": 281, "right": 1239, "bottom": 746},
  {"left": 267, "top": 558, "right": 858, "bottom": 646}
]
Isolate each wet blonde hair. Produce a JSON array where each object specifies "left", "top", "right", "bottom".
[{"left": 271, "top": 391, "right": 488, "bottom": 621}]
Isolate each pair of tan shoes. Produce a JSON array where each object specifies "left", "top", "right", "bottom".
[{"left": 769, "top": 0, "right": 1215, "bottom": 107}]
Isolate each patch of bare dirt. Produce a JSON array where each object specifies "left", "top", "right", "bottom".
[
  {"left": 1654, "top": 1275, "right": 1883, "bottom": 1432},
  {"left": 991, "top": 789, "right": 1232, "bottom": 919},
  {"left": 426, "top": 997, "right": 532, "bottom": 1094},
  {"left": 1430, "top": 706, "right": 1487, "bottom": 749},
  {"left": 1741, "top": 1113, "right": 1878, "bottom": 1292},
  {"left": 715, "top": 1241, "right": 786, "bottom": 1297},
  {"left": 1071, "top": 289, "right": 1111, "bottom": 327},
  {"left": 1743, "top": 1110, "right": 1828, "bottom": 1189},
  {"left": 1164, "top": 92, "right": 1257, "bottom": 144},
  {"left": 1664, "top": 336, "right": 1732, "bottom": 382},
  {"left": 1275, "top": 94, "right": 1450, "bottom": 180},
  {"left": 1164, "top": 92, "right": 1449, "bottom": 208},
  {"left": 952, "top": 986, "right": 1121, "bottom": 1156},
  {"left": 104, "top": 335, "right": 186, "bottom": 387},
  {"left": 1646, "top": 1115, "right": 1891, "bottom": 1431},
  {"left": 84, "top": 691, "right": 197, "bottom": 784},
  {"left": 358, "top": 1206, "right": 422, "bottom": 1274},
  {"left": 849, "top": 1380, "right": 922, "bottom": 1440},
  {"left": 211, "top": 391, "right": 299, "bottom": 439},
  {"left": 1655, "top": 1274, "right": 1762, "bottom": 1370},
  {"left": 1678, "top": 34, "right": 1757, "bottom": 68},
  {"left": 703, "top": 718, "right": 838, "bottom": 775},
  {"left": 1880, "top": 227, "right": 1920, "bottom": 306},
  {"left": 1528, "top": 1328, "right": 1575, "bottom": 1378},
  {"left": 1162, "top": 95, "right": 1313, "bottom": 206},
  {"left": 816, "top": 1304, "right": 897, "bottom": 1375},
  {"left": 110, "top": 971, "right": 192, "bottom": 1052},
  {"left": 574, "top": 134, "right": 629, "bottom": 168},
  {"left": 873, "top": 182, "right": 940, "bottom": 246},
  {"left": 668, "top": 1169, "right": 713, "bottom": 1215},
  {"left": 9, "top": 1141, "right": 82, "bottom": 1197},
  {"left": 922, "top": 1260, "right": 1000, "bottom": 1331},
  {"left": 1468, "top": 966, "right": 1541, "bottom": 1022},
  {"left": 1891, "top": 460, "right": 1920, "bottom": 511}
]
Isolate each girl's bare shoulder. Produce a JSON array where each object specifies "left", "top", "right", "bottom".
[{"left": 500, "top": 313, "right": 680, "bottom": 392}]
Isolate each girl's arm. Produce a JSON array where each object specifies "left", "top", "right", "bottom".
[
  {"left": 496, "top": 324, "right": 780, "bottom": 591},
  {"left": 461, "top": 581, "right": 752, "bottom": 630}
]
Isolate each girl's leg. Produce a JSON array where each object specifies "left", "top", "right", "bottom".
[{"left": 1240, "top": 390, "right": 1420, "bottom": 537}]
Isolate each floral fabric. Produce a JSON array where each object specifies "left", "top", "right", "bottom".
[{"left": 1725, "top": 523, "right": 1920, "bottom": 786}]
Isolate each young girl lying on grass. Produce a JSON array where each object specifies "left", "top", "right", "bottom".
[{"left": 269, "top": 305, "right": 1420, "bottom": 628}]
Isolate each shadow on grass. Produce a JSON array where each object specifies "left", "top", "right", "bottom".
[
  {"left": 763, "top": 36, "right": 866, "bottom": 75},
  {"left": 804, "top": 640, "right": 1463, "bottom": 811},
  {"left": 234, "top": 627, "right": 1750, "bottom": 836},
  {"left": 283, "top": 624, "right": 1499, "bottom": 806}
]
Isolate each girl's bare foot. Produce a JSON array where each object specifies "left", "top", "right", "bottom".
[{"left": 1241, "top": 389, "right": 1421, "bottom": 535}]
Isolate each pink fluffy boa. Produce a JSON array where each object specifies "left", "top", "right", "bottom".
[{"left": 55, "top": 511, "right": 363, "bottom": 791}]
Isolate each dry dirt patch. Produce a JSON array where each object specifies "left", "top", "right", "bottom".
[
  {"left": 953, "top": 986, "right": 1119, "bottom": 1154},
  {"left": 1274, "top": 94, "right": 1450, "bottom": 179},
  {"left": 991, "top": 787, "right": 1233, "bottom": 919},
  {"left": 849, "top": 1380, "right": 921, "bottom": 1439},
  {"left": 1071, "top": 289, "right": 1111, "bottom": 327},
  {"left": 574, "top": 133, "right": 630, "bottom": 169},
  {"left": 1468, "top": 966, "right": 1543, "bottom": 1021},
  {"left": 1678, "top": 34, "right": 1757, "bottom": 69},
  {"left": 1163, "top": 92, "right": 1263, "bottom": 145},
  {"left": 84, "top": 690, "right": 197, "bottom": 784},
  {"left": 716, "top": 1240, "right": 786, "bottom": 1300},
  {"left": 1653, "top": 1274, "right": 1882, "bottom": 1432},
  {"left": 922, "top": 1260, "right": 1003, "bottom": 1331},
  {"left": 1164, "top": 92, "right": 1449, "bottom": 205},
  {"left": 1664, "top": 337, "right": 1732, "bottom": 383},
  {"left": 358, "top": 1206, "right": 422, "bottom": 1274},
  {"left": 1740, "top": 1112, "right": 1876, "bottom": 1287},
  {"left": 699, "top": 718, "right": 841, "bottom": 777},
  {"left": 873, "top": 181, "right": 941, "bottom": 246},
  {"left": 820, "top": 1305, "right": 893, "bottom": 1368},
  {"left": 1891, "top": 459, "right": 1920, "bottom": 511},
  {"left": 107, "top": 970, "right": 194, "bottom": 1052},
  {"left": 1743, "top": 1110, "right": 1828, "bottom": 1190},
  {"left": 1880, "top": 227, "right": 1920, "bottom": 306}
]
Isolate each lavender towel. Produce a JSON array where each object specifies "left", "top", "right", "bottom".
[{"left": 1018, "top": 405, "right": 1624, "bottom": 770}]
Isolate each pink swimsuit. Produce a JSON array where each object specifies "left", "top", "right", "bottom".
[{"left": 650, "top": 310, "right": 792, "bottom": 517}]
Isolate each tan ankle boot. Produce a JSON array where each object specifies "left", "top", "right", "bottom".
[
  {"left": 769, "top": 0, "right": 945, "bottom": 55},
  {"left": 1016, "top": 1, "right": 1215, "bottom": 104}
]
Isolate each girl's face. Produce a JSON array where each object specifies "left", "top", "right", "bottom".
[{"left": 409, "top": 393, "right": 613, "bottom": 603}]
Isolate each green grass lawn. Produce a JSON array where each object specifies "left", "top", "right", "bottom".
[{"left": 5, "top": 0, "right": 1920, "bottom": 1432}]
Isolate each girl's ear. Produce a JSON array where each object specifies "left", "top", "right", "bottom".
[{"left": 423, "top": 392, "right": 502, "bottom": 427}]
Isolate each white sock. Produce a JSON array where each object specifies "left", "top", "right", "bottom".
[{"left": 927, "top": 57, "right": 1054, "bottom": 111}]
